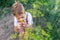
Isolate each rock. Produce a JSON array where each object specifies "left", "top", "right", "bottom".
[{"left": 0, "top": 13, "right": 14, "bottom": 40}]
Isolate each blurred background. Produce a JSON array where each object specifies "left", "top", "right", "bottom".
[{"left": 0, "top": 0, "right": 60, "bottom": 40}]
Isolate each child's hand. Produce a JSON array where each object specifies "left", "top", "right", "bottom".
[
  {"left": 17, "top": 23, "right": 22, "bottom": 29},
  {"left": 22, "top": 20, "right": 28, "bottom": 27}
]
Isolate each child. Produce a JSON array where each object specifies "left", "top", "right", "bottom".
[{"left": 11, "top": 2, "right": 33, "bottom": 40}]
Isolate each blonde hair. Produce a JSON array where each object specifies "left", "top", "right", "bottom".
[{"left": 11, "top": 2, "right": 25, "bottom": 15}]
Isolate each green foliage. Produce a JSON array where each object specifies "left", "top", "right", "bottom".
[
  {"left": 10, "top": 33, "right": 17, "bottom": 39},
  {"left": 0, "top": 0, "right": 60, "bottom": 40},
  {"left": 0, "top": 0, "right": 14, "bottom": 7},
  {"left": 10, "top": 26, "right": 53, "bottom": 40},
  {"left": 47, "top": 22, "right": 53, "bottom": 30}
]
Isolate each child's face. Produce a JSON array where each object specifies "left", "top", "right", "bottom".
[{"left": 13, "top": 11, "right": 25, "bottom": 19}]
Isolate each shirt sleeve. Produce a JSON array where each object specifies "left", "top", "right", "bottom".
[
  {"left": 14, "top": 17, "right": 18, "bottom": 26},
  {"left": 27, "top": 13, "right": 33, "bottom": 26}
]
